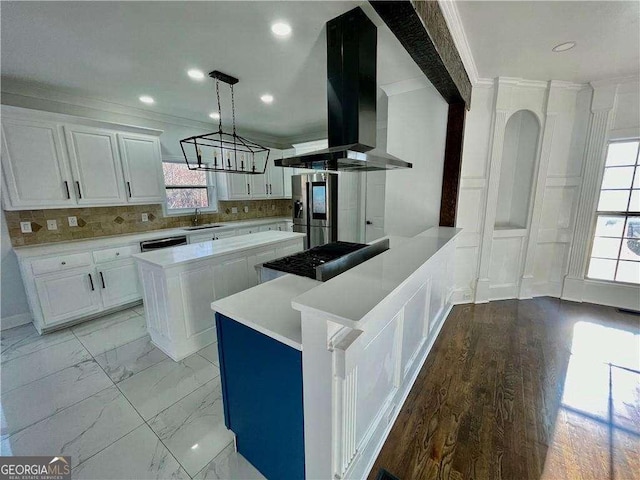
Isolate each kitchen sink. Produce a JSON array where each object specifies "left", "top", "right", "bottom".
[{"left": 183, "top": 225, "right": 223, "bottom": 231}]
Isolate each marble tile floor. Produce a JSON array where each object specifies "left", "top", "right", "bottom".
[{"left": 0, "top": 306, "right": 265, "bottom": 480}]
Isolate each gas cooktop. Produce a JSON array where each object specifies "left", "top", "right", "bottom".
[{"left": 262, "top": 240, "right": 389, "bottom": 281}]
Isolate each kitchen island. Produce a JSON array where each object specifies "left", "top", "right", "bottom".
[
  {"left": 211, "top": 227, "right": 461, "bottom": 479},
  {"left": 133, "top": 230, "right": 305, "bottom": 361}
]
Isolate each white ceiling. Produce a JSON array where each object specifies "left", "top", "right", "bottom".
[
  {"left": 456, "top": 1, "right": 640, "bottom": 83},
  {"left": 1, "top": 1, "right": 423, "bottom": 142}
]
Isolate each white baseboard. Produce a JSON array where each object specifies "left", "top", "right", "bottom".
[
  {"left": 1, "top": 312, "right": 32, "bottom": 331},
  {"left": 562, "top": 276, "right": 640, "bottom": 311}
]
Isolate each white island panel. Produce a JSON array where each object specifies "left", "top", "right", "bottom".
[{"left": 134, "top": 232, "right": 305, "bottom": 360}]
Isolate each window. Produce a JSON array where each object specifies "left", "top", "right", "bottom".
[
  {"left": 587, "top": 140, "right": 640, "bottom": 284},
  {"left": 162, "top": 162, "right": 218, "bottom": 214}
]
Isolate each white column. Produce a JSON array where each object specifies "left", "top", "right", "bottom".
[
  {"left": 562, "top": 83, "right": 617, "bottom": 301},
  {"left": 519, "top": 82, "right": 559, "bottom": 298},
  {"left": 475, "top": 109, "right": 509, "bottom": 302}
]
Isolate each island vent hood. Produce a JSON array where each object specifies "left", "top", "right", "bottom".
[{"left": 275, "top": 7, "right": 412, "bottom": 172}]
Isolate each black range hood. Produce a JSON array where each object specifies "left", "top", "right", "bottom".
[{"left": 275, "top": 7, "right": 412, "bottom": 172}]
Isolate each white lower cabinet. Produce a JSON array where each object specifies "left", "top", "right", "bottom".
[
  {"left": 97, "top": 260, "right": 141, "bottom": 308},
  {"left": 22, "top": 244, "right": 144, "bottom": 332},
  {"left": 35, "top": 267, "right": 102, "bottom": 326}
]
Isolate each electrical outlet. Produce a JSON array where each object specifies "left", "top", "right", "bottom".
[
  {"left": 271, "top": 204, "right": 276, "bottom": 211},
  {"left": 20, "top": 221, "right": 32, "bottom": 233},
  {"left": 47, "top": 219, "right": 58, "bottom": 231},
  {"left": 243, "top": 206, "right": 249, "bottom": 213},
  {"left": 231, "top": 207, "right": 238, "bottom": 214},
  {"left": 141, "top": 213, "right": 149, "bottom": 222},
  {"left": 68, "top": 216, "right": 78, "bottom": 227}
]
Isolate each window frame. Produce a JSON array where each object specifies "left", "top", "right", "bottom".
[
  {"left": 162, "top": 160, "right": 219, "bottom": 216},
  {"left": 586, "top": 138, "right": 640, "bottom": 285}
]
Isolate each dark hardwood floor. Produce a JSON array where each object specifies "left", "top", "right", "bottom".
[{"left": 368, "top": 298, "right": 640, "bottom": 480}]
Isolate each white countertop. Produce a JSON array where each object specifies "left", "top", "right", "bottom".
[
  {"left": 134, "top": 230, "right": 305, "bottom": 268},
  {"left": 14, "top": 217, "right": 291, "bottom": 258},
  {"left": 211, "top": 274, "right": 320, "bottom": 351},
  {"left": 291, "top": 227, "right": 461, "bottom": 328}
]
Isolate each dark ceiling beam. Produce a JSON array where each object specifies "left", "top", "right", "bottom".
[{"left": 370, "top": 0, "right": 471, "bottom": 108}]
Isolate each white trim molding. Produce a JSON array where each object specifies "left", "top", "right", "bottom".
[
  {"left": 437, "top": 0, "right": 480, "bottom": 86},
  {"left": 1, "top": 312, "right": 32, "bottom": 331}
]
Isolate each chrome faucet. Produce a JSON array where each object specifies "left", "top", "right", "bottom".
[{"left": 192, "top": 208, "right": 200, "bottom": 226}]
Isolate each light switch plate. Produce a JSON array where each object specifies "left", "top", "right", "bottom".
[
  {"left": 47, "top": 219, "right": 58, "bottom": 230},
  {"left": 243, "top": 206, "right": 249, "bottom": 213},
  {"left": 271, "top": 204, "right": 275, "bottom": 210},
  {"left": 68, "top": 216, "right": 78, "bottom": 227},
  {"left": 20, "top": 221, "right": 32, "bottom": 233},
  {"left": 141, "top": 213, "right": 149, "bottom": 222},
  {"left": 231, "top": 207, "right": 238, "bottom": 214}
]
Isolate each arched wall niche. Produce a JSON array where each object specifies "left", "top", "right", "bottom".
[{"left": 494, "top": 109, "right": 541, "bottom": 229}]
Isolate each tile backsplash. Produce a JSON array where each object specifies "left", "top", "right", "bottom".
[{"left": 5, "top": 200, "right": 292, "bottom": 247}]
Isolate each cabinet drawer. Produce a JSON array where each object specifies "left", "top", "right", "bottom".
[
  {"left": 93, "top": 244, "right": 140, "bottom": 264},
  {"left": 31, "top": 252, "right": 92, "bottom": 276}
]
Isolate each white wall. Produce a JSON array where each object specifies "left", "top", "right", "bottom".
[
  {"left": 1, "top": 211, "right": 30, "bottom": 328},
  {"left": 453, "top": 79, "right": 596, "bottom": 304},
  {"left": 453, "top": 76, "right": 640, "bottom": 310},
  {"left": 384, "top": 82, "right": 448, "bottom": 237},
  {"left": 562, "top": 77, "right": 640, "bottom": 310}
]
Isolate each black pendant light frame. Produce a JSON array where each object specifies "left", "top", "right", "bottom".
[{"left": 180, "top": 70, "right": 270, "bottom": 174}]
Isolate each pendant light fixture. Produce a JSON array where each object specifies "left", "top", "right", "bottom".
[{"left": 180, "top": 71, "right": 270, "bottom": 174}]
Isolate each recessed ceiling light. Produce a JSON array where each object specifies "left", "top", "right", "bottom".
[
  {"left": 139, "top": 95, "right": 154, "bottom": 104},
  {"left": 271, "top": 22, "right": 292, "bottom": 38},
  {"left": 552, "top": 41, "right": 576, "bottom": 52},
  {"left": 260, "top": 94, "right": 274, "bottom": 104},
  {"left": 187, "top": 69, "right": 205, "bottom": 80},
  {"left": 209, "top": 112, "right": 220, "bottom": 120}
]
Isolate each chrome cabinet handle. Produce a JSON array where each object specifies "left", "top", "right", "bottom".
[
  {"left": 99, "top": 272, "right": 105, "bottom": 289},
  {"left": 63, "top": 181, "right": 70, "bottom": 199},
  {"left": 127, "top": 181, "right": 132, "bottom": 198},
  {"left": 247, "top": 183, "right": 250, "bottom": 195},
  {"left": 76, "top": 181, "right": 82, "bottom": 199},
  {"left": 88, "top": 273, "right": 94, "bottom": 291},
  {"left": 61, "top": 261, "right": 66, "bottom": 265},
  {"left": 269, "top": 184, "right": 273, "bottom": 195}
]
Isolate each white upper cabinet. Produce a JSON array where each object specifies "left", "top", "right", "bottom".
[
  {"left": 250, "top": 153, "right": 269, "bottom": 198},
  {"left": 268, "top": 150, "right": 285, "bottom": 198},
  {"left": 64, "top": 126, "right": 126, "bottom": 205},
  {"left": 1, "top": 118, "right": 76, "bottom": 209},
  {"left": 0, "top": 107, "right": 164, "bottom": 210},
  {"left": 117, "top": 133, "right": 164, "bottom": 203}
]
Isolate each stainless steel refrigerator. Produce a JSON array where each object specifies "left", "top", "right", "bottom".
[{"left": 292, "top": 173, "right": 338, "bottom": 249}]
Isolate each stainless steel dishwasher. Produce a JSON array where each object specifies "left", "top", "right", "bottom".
[{"left": 139, "top": 235, "right": 188, "bottom": 252}]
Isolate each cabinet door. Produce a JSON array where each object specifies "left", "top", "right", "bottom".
[
  {"left": 1, "top": 119, "right": 75, "bottom": 209},
  {"left": 268, "top": 165, "right": 285, "bottom": 198},
  {"left": 98, "top": 260, "right": 141, "bottom": 308},
  {"left": 228, "top": 173, "right": 251, "bottom": 200},
  {"left": 212, "top": 257, "right": 249, "bottom": 299},
  {"left": 250, "top": 154, "right": 268, "bottom": 199},
  {"left": 65, "top": 126, "right": 126, "bottom": 205},
  {"left": 214, "top": 230, "right": 236, "bottom": 240},
  {"left": 118, "top": 134, "right": 164, "bottom": 203},
  {"left": 35, "top": 268, "right": 102, "bottom": 326}
]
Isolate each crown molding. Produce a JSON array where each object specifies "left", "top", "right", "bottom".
[
  {"left": 497, "top": 77, "right": 548, "bottom": 89},
  {"left": 437, "top": 0, "right": 479, "bottom": 86},
  {"left": 0, "top": 78, "right": 295, "bottom": 149},
  {"left": 591, "top": 75, "right": 639, "bottom": 90},
  {"left": 1, "top": 78, "right": 217, "bottom": 131}
]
